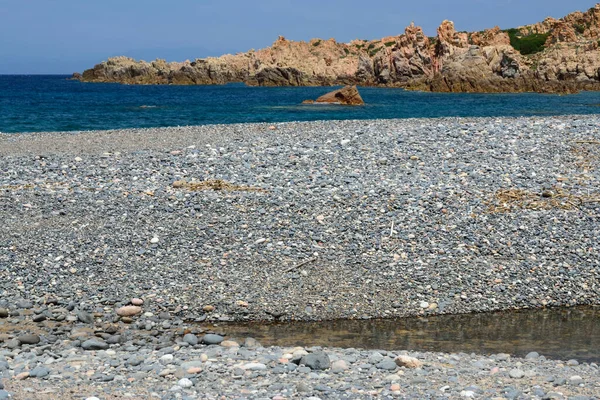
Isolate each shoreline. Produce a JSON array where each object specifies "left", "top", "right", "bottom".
[
  {"left": 1, "top": 115, "right": 599, "bottom": 322},
  {"left": 1, "top": 115, "right": 599, "bottom": 398}
]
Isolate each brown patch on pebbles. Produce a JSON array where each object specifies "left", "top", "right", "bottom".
[
  {"left": 6, "top": 380, "right": 154, "bottom": 399},
  {"left": 203, "top": 305, "right": 215, "bottom": 312},
  {"left": 486, "top": 187, "right": 600, "bottom": 213},
  {"left": 172, "top": 179, "right": 266, "bottom": 192}
]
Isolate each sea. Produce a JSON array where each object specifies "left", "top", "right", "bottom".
[{"left": 2, "top": 75, "right": 600, "bottom": 134}]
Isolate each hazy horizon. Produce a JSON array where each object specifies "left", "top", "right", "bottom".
[{"left": 0, "top": 0, "right": 597, "bottom": 74}]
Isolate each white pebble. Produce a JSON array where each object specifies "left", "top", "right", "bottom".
[
  {"left": 178, "top": 378, "right": 193, "bottom": 388},
  {"left": 160, "top": 354, "right": 174, "bottom": 364},
  {"left": 150, "top": 237, "right": 159, "bottom": 244}
]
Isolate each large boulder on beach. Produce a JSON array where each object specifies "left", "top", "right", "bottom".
[{"left": 303, "top": 85, "right": 364, "bottom": 105}]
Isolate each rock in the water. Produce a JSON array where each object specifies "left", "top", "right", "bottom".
[
  {"left": 304, "top": 85, "right": 365, "bottom": 106},
  {"left": 116, "top": 306, "right": 142, "bottom": 317},
  {"left": 82, "top": 339, "right": 109, "bottom": 350},
  {"left": 300, "top": 351, "right": 331, "bottom": 370},
  {"left": 395, "top": 355, "right": 422, "bottom": 368},
  {"left": 17, "top": 334, "right": 40, "bottom": 345},
  {"left": 202, "top": 334, "right": 224, "bottom": 345}
]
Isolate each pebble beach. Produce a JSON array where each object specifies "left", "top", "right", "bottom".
[{"left": 1, "top": 116, "right": 599, "bottom": 399}]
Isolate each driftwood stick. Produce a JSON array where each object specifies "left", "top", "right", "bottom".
[{"left": 285, "top": 257, "right": 318, "bottom": 273}]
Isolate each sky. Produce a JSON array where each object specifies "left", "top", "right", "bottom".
[{"left": 0, "top": 0, "right": 597, "bottom": 74}]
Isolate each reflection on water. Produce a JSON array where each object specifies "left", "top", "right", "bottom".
[{"left": 209, "top": 307, "right": 600, "bottom": 363}]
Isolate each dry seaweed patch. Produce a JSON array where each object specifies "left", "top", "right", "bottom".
[
  {"left": 172, "top": 179, "right": 266, "bottom": 192},
  {"left": 570, "top": 139, "right": 600, "bottom": 173},
  {"left": 487, "top": 187, "right": 600, "bottom": 213}
]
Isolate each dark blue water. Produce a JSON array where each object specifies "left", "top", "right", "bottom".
[{"left": 2, "top": 75, "right": 600, "bottom": 133}]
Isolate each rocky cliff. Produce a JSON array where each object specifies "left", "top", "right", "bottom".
[{"left": 75, "top": 4, "right": 600, "bottom": 93}]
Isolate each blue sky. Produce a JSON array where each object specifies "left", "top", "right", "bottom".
[{"left": 0, "top": 0, "right": 596, "bottom": 74}]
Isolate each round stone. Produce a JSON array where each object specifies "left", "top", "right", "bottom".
[
  {"left": 331, "top": 360, "right": 348, "bottom": 373},
  {"left": 183, "top": 333, "right": 198, "bottom": 346},
  {"left": 17, "top": 334, "right": 40, "bottom": 345},
  {"left": 202, "top": 334, "right": 224, "bottom": 345},
  {"left": 177, "top": 378, "right": 193, "bottom": 388},
  {"left": 509, "top": 369, "right": 525, "bottom": 379},
  {"left": 131, "top": 298, "right": 144, "bottom": 306},
  {"left": 81, "top": 339, "right": 109, "bottom": 351},
  {"left": 242, "top": 362, "right": 267, "bottom": 371},
  {"left": 116, "top": 306, "right": 142, "bottom": 317}
]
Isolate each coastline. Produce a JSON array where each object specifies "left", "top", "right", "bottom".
[{"left": 1, "top": 116, "right": 599, "bottom": 398}]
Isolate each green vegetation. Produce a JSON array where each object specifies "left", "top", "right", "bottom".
[
  {"left": 384, "top": 41, "right": 396, "bottom": 47},
  {"left": 313, "top": 40, "right": 321, "bottom": 47},
  {"left": 504, "top": 28, "right": 550, "bottom": 55},
  {"left": 574, "top": 24, "right": 586, "bottom": 34},
  {"left": 369, "top": 47, "right": 381, "bottom": 57},
  {"left": 367, "top": 43, "right": 376, "bottom": 50},
  {"left": 343, "top": 48, "right": 350, "bottom": 55}
]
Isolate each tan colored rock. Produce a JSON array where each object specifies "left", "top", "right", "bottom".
[
  {"left": 221, "top": 340, "right": 240, "bottom": 348},
  {"left": 14, "top": 372, "right": 30, "bottom": 380},
  {"left": 470, "top": 27, "right": 510, "bottom": 47},
  {"left": 203, "top": 305, "right": 215, "bottom": 312},
  {"left": 116, "top": 306, "right": 142, "bottom": 317},
  {"left": 394, "top": 355, "right": 422, "bottom": 368},
  {"left": 545, "top": 20, "right": 578, "bottom": 46},
  {"left": 309, "top": 85, "right": 364, "bottom": 105},
  {"left": 131, "top": 298, "right": 144, "bottom": 306}
]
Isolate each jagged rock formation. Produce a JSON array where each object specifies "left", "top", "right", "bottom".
[
  {"left": 302, "top": 85, "right": 364, "bottom": 105},
  {"left": 76, "top": 4, "right": 600, "bottom": 93}
]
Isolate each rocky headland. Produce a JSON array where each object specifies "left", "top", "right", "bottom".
[{"left": 74, "top": 4, "right": 600, "bottom": 93}]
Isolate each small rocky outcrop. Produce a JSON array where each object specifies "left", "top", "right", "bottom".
[{"left": 302, "top": 85, "right": 364, "bottom": 105}]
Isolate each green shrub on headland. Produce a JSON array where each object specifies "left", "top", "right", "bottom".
[{"left": 504, "top": 28, "right": 549, "bottom": 55}]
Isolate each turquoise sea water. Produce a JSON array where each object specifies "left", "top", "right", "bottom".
[{"left": 2, "top": 75, "right": 600, "bottom": 133}]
